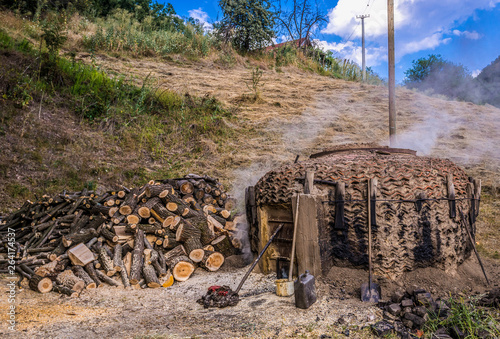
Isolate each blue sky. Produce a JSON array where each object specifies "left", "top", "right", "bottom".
[{"left": 162, "top": 0, "right": 500, "bottom": 83}]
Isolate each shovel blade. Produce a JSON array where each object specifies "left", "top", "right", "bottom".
[{"left": 361, "top": 282, "right": 381, "bottom": 303}]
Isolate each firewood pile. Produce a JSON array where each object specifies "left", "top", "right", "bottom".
[{"left": 0, "top": 174, "right": 240, "bottom": 296}]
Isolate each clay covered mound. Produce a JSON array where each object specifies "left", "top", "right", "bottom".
[{"left": 254, "top": 147, "right": 479, "bottom": 278}]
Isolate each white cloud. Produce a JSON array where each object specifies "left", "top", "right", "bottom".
[
  {"left": 315, "top": 40, "right": 387, "bottom": 67},
  {"left": 322, "top": 0, "right": 499, "bottom": 59},
  {"left": 400, "top": 33, "right": 451, "bottom": 55},
  {"left": 452, "top": 30, "right": 482, "bottom": 39},
  {"left": 472, "top": 69, "right": 481, "bottom": 77},
  {"left": 188, "top": 8, "right": 212, "bottom": 31}
]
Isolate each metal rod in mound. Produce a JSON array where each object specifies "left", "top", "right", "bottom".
[
  {"left": 459, "top": 209, "right": 490, "bottom": 286},
  {"left": 288, "top": 194, "right": 300, "bottom": 281},
  {"left": 234, "top": 223, "right": 284, "bottom": 294},
  {"left": 361, "top": 179, "right": 380, "bottom": 302}
]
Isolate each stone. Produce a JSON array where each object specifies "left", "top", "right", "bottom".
[
  {"left": 416, "top": 292, "right": 434, "bottom": 307},
  {"left": 402, "top": 319, "right": 413, "bottom": 329},
  {"left": 413, "top": 306, "right": 427, "bottom": 317},
  {"left": 387, "top": 303, "right": 402, "bottom": 316},
  {"left": 401, "top": 299, "right": 414, "bottom": 307},
  {"left": 406, "top": 285, "right": 419, "bottom": 296},
  {"left": 404, "top": 312, "right": 425, "bottom": 328},
  {"left": 371, "top": 321, "right": 394, "bottom": 337},
  {"left": 403, "top": 307, "right": 412, "bottom": 314},
  {"left": 391, "top": 289, "right": 405, "bottom": 303}
]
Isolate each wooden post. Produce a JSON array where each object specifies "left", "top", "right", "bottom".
[
  {"left": 447, "top": 174, "right": 456, "bottom": 219},
  {"left": 292, "top": 194, "right": 322, "bottom": 277},
  {"left": 304, "top": 171, "right": 315, "bottom": 194},
  {"left": 387, "top": 0, "right": 396, "bottom": 146}
]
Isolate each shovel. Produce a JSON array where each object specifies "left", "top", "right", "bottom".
[{"left": 361, "top": 179, "right": 381, "bottom": 302}]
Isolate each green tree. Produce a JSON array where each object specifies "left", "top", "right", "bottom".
[
  {"left": 218, "top": 0, "right": 276, "bottom": 52},
  {"left": 403, "top": 54, "right": 475, "bottom": 102}
]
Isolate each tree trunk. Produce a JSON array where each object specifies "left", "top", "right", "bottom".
[
  {"left": 84, "top": 262, "right": 102, "bottom": 287},
  {"left": 95, "top": 269, "right": 120, "bottom": 287},
  {"left": 72, "top": 265, "right": 96, "bottom": 289},
  {"left": 29, "top": 274, "right": 53, "bottom": 293},
  {"left": 143, "top": 249, "right": 161, "bottom": 288},
  {"left": 175, "top": 221, "right": 201, "bottom": 242},
  {"left": 200, "top": 250, "right": 224, "bottom": 272},
  {"left": 62, "top": 228, "right": 98, "bottom": 247},
  {"left": 119, "top": 188, "right": 139, "bottom": 215},
  {"left": 211, "top": 235, "right": 236, "bottom": 257},
  {"left": 98, "top": 247, "right": 116, "bottom": 276},
  {"left": 100, "top": 226, "right": 118, "bottom": 243},
  {"left": 52, "top": 284, "right": 78, "bottom": 297},
  {"left": 56, "top": 269, "right": 85, "bottom": 292},
  {"left": 166, "top": 255, "right": 195, "bottom": 282},
  {"left": 113, "top": 244, "right": 130, "bottom": 288},
  {"left": 130, "top": 229, "right": 145, "bottom": 285}
]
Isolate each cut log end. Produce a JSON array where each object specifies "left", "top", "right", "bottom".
[
  {"left": 29, "top": 275, "right": 53, "bottom": 293},
  {"left": 188, "top": 249, "right": 205, "bottom": 263}
]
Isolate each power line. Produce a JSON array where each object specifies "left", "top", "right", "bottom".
[{"left": 343, "top": 0, "right": 376, "bottom": 43}]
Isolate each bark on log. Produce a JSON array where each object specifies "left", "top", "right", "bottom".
[
  {"left": 166, "top": 255, "right": 195, "bottom": 282},
  {"left": 145, "top": 184, "right": 173, "bottom": 198},
  {"left": 72, "top": 265, "right": 96, "bottom": 289},
  {"left": 96, "top": 269, "right": 120, "bottom": 287},
  {"left": 62, "top": 229, "right": 98, "bottom": 248},
  {"left": 200, "top": 250, "right": 224, "bottom": 272},
  {"left": 84, "top": 262, "right": 102, "bottom": 287},
  {"left": 143, "top": 249, "right": 161, "bottom": 288},
  {"left": 175, "top": 221, "right": 201, "bottom": 243},
  {"left": 138, "top": 197, "right": 161, "bottom": 219},
  {"left": 52, "top": 284, "right": 78, "bottom": 297},
  {"left": 100, "top": 227, "right": 118, "bottom": 243},
  {"left": 130, "top": 229, "right": 145, "bottom": 285},
  {"left": 56, "top": 269, "right": 85, "bottom": 292},
  {"left": 112, "top": 244, "right": 130, "bottom": 288},
  {"left": 119, "top": 188, "right": 139, "bottom": 216},
  {"left": 186, "top": 216, "right": 215, "bottom": 245},
  {"left": 29, "top": 274, "right": 53, "bottom": 293},
  {"left": 211, "top": 235, "right": 236, "bottom": 258},
  {"left": 98, "top": 247, "right": 116, "bottom": 276}
]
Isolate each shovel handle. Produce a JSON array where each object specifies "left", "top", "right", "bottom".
[{"left": 235, "top": 223, "right": 284, "bottom": 294}]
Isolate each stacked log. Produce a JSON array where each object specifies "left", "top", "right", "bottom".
[{"left": 0, "top": 174, "right": 239, "bottom": 297}]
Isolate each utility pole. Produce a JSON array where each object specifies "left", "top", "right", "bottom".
[
  {"left": 356, "top": 14, "right": 370, "bottom": 82},
  {"left": 387, "top": 0, "right": 396, "bottom": 146}
]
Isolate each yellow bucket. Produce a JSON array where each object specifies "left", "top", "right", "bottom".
[{"left": 275, "top": 279, "right": 294, "bottom": 297}]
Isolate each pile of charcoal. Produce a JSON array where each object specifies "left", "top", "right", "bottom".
[
  {"left": 372, "top": 286, "right": 499, "bottom": 339},
  {"left": 197, "top": 285, "right": 239, "bottom": 308}
]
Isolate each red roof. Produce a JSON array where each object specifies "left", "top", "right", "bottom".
[{"left": 264, "top": 37, "right": 311, "bottom": 52}]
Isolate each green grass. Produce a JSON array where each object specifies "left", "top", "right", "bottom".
[
  {"left": 0, "top": 28, "right": 241, "bottom": 209},
  {"left": 82, "top": 9, "right": 213, "bottom": 58},
  {"left": 424, "top": 296, "right": 500, "bottom": 338}
]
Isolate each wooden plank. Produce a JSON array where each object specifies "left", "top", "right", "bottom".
[
  {"left": 68, "top": 243, "right": 95, "bottom": 266},
  {"left": 292, "top": 194, "right": 322, "bottom": 277},
  {"left": 304, "top": 171, "right": 315, "bottom": 194}
]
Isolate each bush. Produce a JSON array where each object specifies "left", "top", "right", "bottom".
[{"left": 82, "top": 8, "right": 214, "bottom": 58}]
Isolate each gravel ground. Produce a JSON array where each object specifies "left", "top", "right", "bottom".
[{"left": 0, "top": 263, "right": 381, "bottom": 339}]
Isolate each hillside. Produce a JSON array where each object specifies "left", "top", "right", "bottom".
[{"left": 1, "top": 8, "right": 499, "bottom": 338}]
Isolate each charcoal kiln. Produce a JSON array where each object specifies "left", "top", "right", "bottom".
[{"left": 246, "top": 146, "right": 481, "bottom": 280}]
